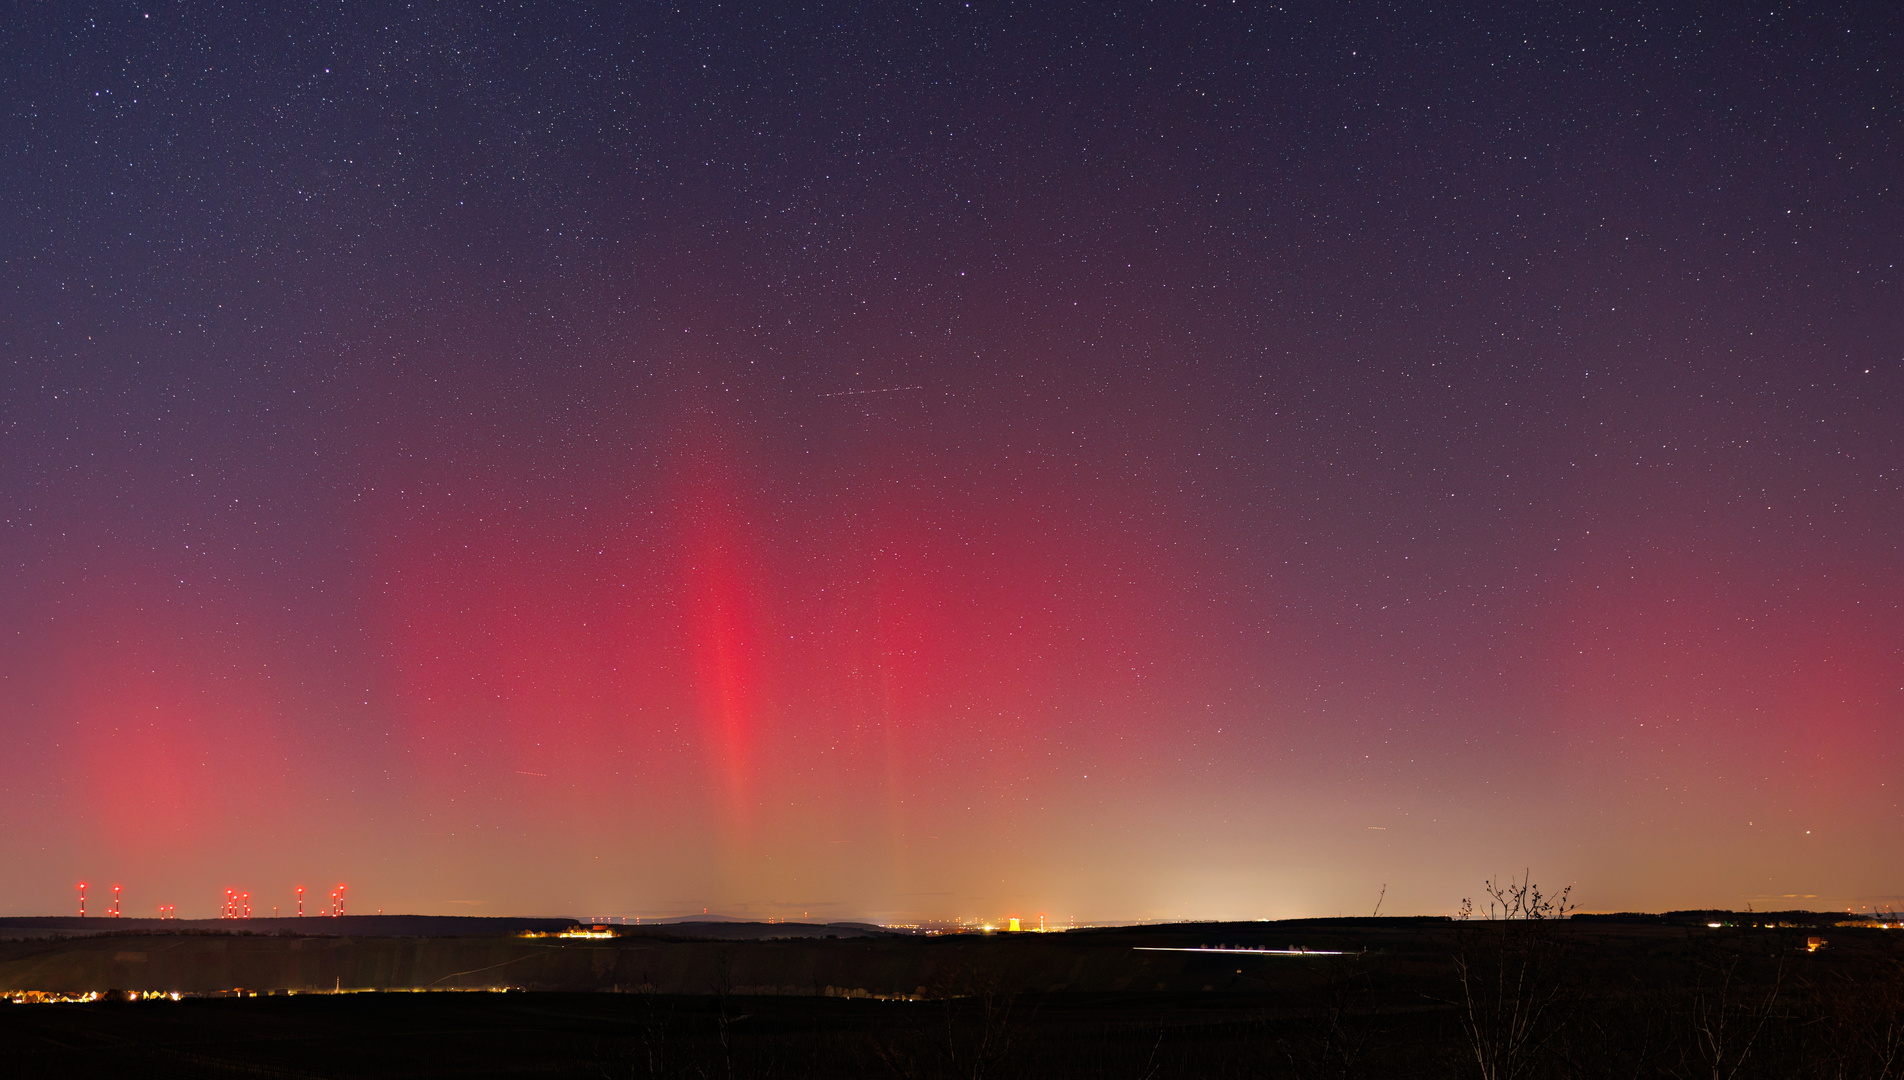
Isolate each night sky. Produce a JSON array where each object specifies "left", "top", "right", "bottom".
[{"left": 4, "top": 2, "right": 1901, "bottom": 923}]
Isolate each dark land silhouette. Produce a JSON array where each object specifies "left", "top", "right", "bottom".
[{"left": 2, "top": 912, "right": 1900, "bottom": 1077}]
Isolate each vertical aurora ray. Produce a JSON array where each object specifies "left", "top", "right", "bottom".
[
  {"left": 674, "top": 425, "right": 769, "bottom": 839},
  {"left": 26, "top": 565, "right": 309, "bottom": 881}
]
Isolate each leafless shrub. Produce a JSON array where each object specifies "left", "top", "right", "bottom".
[
  {"left": 1268, "top": 950, "right": 1382, "bottom": 1080},
  {"left": 872, "top": 966, "right": 1030, "bottom": 1080},
  {"left": 939, "top": 969, "right": 1026, "bottom": 1080},
  {"left": 1668, "top": 950, "right": 1785, "bottom": 1080},
  {"left": 1547, "top": 976, "right": 1673, "bottom": 1080},
  {"left": 1802, "top": 957, "right": 1904, "bottom": 1080},
  {"left": 1445, "top": 872, "right": 1575, "bottom": 1080},
  {"left": 585, "top": 989, "right": 679, "bottom": 1079}
]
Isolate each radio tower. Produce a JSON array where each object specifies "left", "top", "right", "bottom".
[
  {"left": 297, "top": 886, "right": 304, "bottom": 917},
  {"left": 78, "top": 882, "right": 87, "bottom": 917},
  {"left": 110, "top": 885, "right": 122, "bottom": 918}
]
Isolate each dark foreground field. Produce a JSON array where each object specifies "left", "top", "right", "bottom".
[
  {"left": 4, "top": 916, "right": 1902, "bottom": 1078},
  {"left": 8, "top": 990, "right": 1270, "bottom": 1078}
]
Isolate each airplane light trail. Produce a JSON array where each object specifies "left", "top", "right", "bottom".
[{"left": 1133, "top": 947, "right": 1346, "bottom": 956}]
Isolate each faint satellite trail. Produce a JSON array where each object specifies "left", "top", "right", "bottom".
[{"left": 820, "top": 386, "right": 925, "bottom": 398}]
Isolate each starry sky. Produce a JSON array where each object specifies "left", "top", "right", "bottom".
[{"left": 3, "top": 2, "right": 1901, "bottom": 923}]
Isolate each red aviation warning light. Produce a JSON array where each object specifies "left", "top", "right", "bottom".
[{"left": 78, "top": 882, "right": 87, "bottom": 918}]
